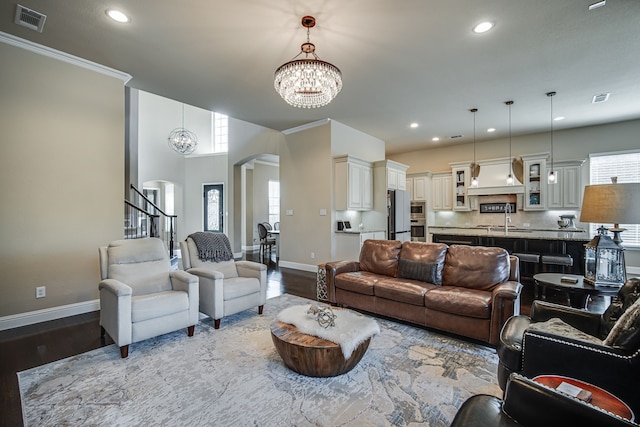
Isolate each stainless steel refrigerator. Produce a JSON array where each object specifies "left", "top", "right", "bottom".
[{"left": 387, "top": 189, "right": 411, "bottom": 242}]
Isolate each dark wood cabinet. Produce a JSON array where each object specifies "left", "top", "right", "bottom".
[{"left": 432, "top": 234, "right": 480, "bottom": 246}]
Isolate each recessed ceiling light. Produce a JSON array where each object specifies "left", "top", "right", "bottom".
[
  {"left": 106, "top": 9, "right": 130, "bottom": 23},
  {"left": 432, "top": 137, "right": 440, "bottom": 142},
  {"left": 473, "top": 22, "right": 494, "bottom": 34},
  {"left": 554, "top": 116, "right": 565, "bottom": 121},
  {"left": 487, "top": 128, "right": 496, "bottom": 133},
  {"left": 410, "top": 123, "right": 419, "bottom": 128}
]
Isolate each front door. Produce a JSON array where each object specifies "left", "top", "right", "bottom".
[{"left": 204, "top": 184, "right": 223, "bottom": 232}]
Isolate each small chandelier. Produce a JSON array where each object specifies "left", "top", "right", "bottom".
[
  {"left": 168, "top": 103, "right": 197, "bottom": 155},
  {"left": 274, "top": 16, "right": 342, "bottom": 109},
  {"left": 469, "top": 108, "right": 479, "bottom": 188}
]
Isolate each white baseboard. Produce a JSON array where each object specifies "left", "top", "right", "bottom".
[
  {"left": 628, "top": 266, "right": 640, "bottom": 276},
  {"left": 0, "top": 299, "right": 100, "bottom": 331},
  {"left": 278, "top": 260, "right": 319, "bottom": 273}
]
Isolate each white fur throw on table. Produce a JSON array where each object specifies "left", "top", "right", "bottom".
[{"left": 276, "top": 304, "right": 380, "bottom": 359}]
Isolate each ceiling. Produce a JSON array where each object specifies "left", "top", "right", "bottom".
[{"left": 1, "top": 0, "right": 639, "bottom": 155}]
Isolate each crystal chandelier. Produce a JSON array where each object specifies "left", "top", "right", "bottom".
[
  {"left": 168, "top": 103, "right": 197, "bottom": 155},
  {"left": 274, "top": 16, "right": 342, "bottom": 109}
]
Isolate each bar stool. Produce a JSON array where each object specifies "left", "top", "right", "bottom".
[
  {"left": 541, "top": 254, "right": 573, "bottom": 274},
  {"left": 513, "top": 252, "right": 540, "bottom": 295}
]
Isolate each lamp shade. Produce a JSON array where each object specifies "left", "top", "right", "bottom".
[{"left": 579, "top": 183, "right": 640, "bottom": 225}]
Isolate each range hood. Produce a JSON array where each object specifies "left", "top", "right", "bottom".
[
  {"left": 468, "top": 184, "right": 524, "bottom": 196},
  {"left": 466, "top": 159, "right": 524, "bottom": 196}
]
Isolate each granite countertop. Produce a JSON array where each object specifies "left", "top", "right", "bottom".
[
  {"left": 335, "top": 229, "right": 386, "bottom": 235},
  {"left": 429, "top": 226, "right": 592, "bottom": 241}
]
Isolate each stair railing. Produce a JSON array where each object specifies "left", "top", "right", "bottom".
[{"left": 125, "top": 185, "right": 177, "bottom": 258}]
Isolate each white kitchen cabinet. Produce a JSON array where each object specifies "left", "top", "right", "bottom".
[
  {"left": 547, "top": 160, "right": 585, "bottom": 209},
  {"left": 450, "top": 162, "right": 471, "bottom": 211},
  {"left": 432, "top": 172, "right": 452, "bottom": 210},
  {"left": 522, "top": 154, "right": 548, "bottom": 211},
  {"left": 406, "top": 174, "right": 429, "bottom": 202},
  {"left": 335, "top": 156, "right": 373, "bottom": 211},
  {"left": 375, "top": 160, "right": 409, "bottom": 191},
  {"left": 360, "top": 231, "right": 386, "bottom": 247}
]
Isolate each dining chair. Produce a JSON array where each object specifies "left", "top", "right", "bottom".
[{"left": 257, "top": 223, "right": 276, "bottom": 259}]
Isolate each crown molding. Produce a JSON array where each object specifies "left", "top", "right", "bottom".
[{"left": 0, "top": 31, "right": 132, "bottom": 84}]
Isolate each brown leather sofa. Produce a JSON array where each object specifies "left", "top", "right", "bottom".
[{"left": 325, "top": 240, "right": 522, "bottom": 345}]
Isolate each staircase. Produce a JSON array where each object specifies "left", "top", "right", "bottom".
[{"left": 124, "top": 185, "right": 177, "bottom": 263}]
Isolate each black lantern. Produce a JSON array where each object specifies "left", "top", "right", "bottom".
[{"left": 583, "top": 227, "right": 626, "bottom": 286}]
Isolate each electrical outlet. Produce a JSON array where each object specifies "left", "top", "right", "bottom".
[
  {"left": 36, "top": 286, "right": 46, "bottom": 298},
  {"left": 311, "top": 252, "right": 315, "bottom": 259}
]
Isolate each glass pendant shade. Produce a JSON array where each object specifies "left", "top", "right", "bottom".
[
  {"left": 274, "top": 16, "right": 342, "bottom": 108},
  {"left": 505, "top": 100, "right": 515, "bottom": 185}
]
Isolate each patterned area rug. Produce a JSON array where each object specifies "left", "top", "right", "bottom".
[{"left": 19, "top": 294, "right": 501, "bottom": 426}]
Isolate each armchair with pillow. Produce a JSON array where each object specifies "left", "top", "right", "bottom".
[
  {"left": 99, "top": 238, "right": 199, "bottom": 358},
  {"left": 180, "top": 232, "right": 267, "bottom": 329},
  {"left": 497, "top": 277, "right": 640, "bottom": 415}
]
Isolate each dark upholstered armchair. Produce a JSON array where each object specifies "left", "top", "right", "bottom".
[
  {"left": 451, "top": 374, "right": 636, "bottom": 427},
  {"left": 497, "top": 277, "right": 640, "bottom": 415}
]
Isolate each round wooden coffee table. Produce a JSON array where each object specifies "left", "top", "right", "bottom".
[{"left": 270, "top": 320, "right": 371, "bottom": 377}]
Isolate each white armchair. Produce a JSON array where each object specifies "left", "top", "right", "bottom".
[
  {"left": 180, "top": 235, "right": 267, "bottom": 329},
  {"left": 98, "top": 238, "right": 199, "bottom": 358}
]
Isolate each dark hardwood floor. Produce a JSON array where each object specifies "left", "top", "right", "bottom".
[
  {"left": 0, "top": 252, "right": 316, "bottom": 427},
  {"left": 0, "top": 252, "right": 607, "bottom": 427}
]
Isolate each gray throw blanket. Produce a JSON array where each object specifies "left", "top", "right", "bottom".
[{"left": 188, "top": 232, "right": 233, "bottom": 262}]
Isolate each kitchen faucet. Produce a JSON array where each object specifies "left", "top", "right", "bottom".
[{"left": 505, "top": 203, "right": 512, "bottom": 233}]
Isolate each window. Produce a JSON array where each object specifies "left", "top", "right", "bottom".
[
  {"left": 268, "top": 180, "right": 280, "bottom": 226},
  {"left": 204, "top": 184, "right": 223, "bottom": 232},
  {"left": 589, "top": 151, "right": 640, "bottom": 246},
  {"left": 213, "top": 113, "right": 228, "bottom": 153}
]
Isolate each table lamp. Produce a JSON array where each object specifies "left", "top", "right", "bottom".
[{"left": 579, "top": 180, "right": 640, "bottom": 286}]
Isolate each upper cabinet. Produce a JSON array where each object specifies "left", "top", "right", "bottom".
[
  {"left": 374, "top": 160, "right": 408, "bottom": 191},
  {"left": 450, "top": 162, "right": 471, "bottom": 211},
  {"left": 547, "top": 160, "right": 585, "bottom": 209},
  {"left": 406, "top": 173, "right": 430, "bottom": 202},
  {"left": 432, "top": 172, "right": 453, "bottom": 211},
  {"left": 522, "top": 154, "right": 548, "bottom": 211},
  {"left": 335, "top": 155, "right": 373, "bottom": 211}
]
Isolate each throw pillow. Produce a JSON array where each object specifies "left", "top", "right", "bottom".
[
  {"left": 603, "top": 296, "right": 640, "bottom": 347},
  {"left": 527, "top": 318, "right": 602, "bottom": 345},
  {"left": 397, "top": 259, "right": 438, "bottom": 284}
]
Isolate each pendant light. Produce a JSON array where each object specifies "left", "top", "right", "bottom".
[
  {"left": 274, "top": 16, "right": 342, "bottom": 108},
  {"left": 168, "top": 103, "right": 198, "bottom": 155},
  {"left": 505, "top": 100, "right": 515, "bottom": 185},
  {"left": 469, "top": 108, "right": 479, "bottom": 188},
  {"left": 547, "top": 91, "right": 557, "bottom": 184}
]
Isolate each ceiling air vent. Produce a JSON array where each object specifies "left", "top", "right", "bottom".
[
  {"left": 592, "top": 93, "right": 610, "bottom": 104},
  {"left": 14, "top": 4, "right": 47, "bottom": 33},
  {"left": 449, "top": 135, "right": 463, "bottom": 139}
]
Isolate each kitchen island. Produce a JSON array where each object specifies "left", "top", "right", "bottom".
[{"left": 430, "top": 226, "right": 591, "bottom": 276}]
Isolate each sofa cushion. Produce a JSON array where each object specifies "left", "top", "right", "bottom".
[
  {"left": 424, "top": 286, "right": 492, "bottom": 319},
  {"left": 442, "top": 245, "right": 510, "bottom": 290},
  {"left": 359, "top": 240, "right": 402, "bottom": 277},
  {"left": 375, "top": 277, "right": 436, "bottom": 306},
  {"left": 131, "top": 290, "right": 189, "bottom": 323},
  {"left": 398, "top": 242, "right": 448, "bottom": 285},
  {"left": 335, "top": 271, "right": 381, "bottom": 295}
]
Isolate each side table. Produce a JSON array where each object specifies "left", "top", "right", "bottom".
[
  {"left": 533, "top": 375, "right": 634, "bottom": 421},
  {"left": 533, "top": 273, "right": 620, "bottom": 309}
]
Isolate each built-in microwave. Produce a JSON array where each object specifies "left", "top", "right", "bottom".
[{"left": 410, "top": 203, "right": 425, "bottom": 217}]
